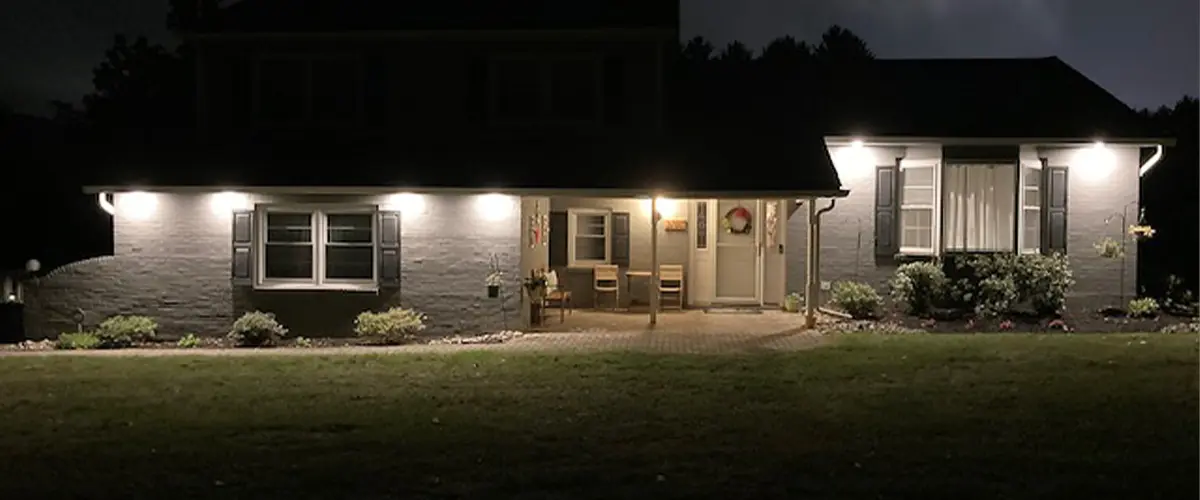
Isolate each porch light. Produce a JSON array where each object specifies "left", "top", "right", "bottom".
[
  {"left": 850, "top": 139, "right": 865, "bottom": 149},
  {"left": 833, "top": 144, "right": 873, "bottom": 181},
  {"left": 119, "top": 191, "right": 158, "bottom": 220},
  {"left": 475, "top": 193, "right": 514, "bottom": 221},
  {"left": 641, "top": 197, "right": 678, "bottom": 220},
  {"left": 385, "top": 193, "right": 426, "bottom": 216},
  {"left": 1074, "top": 142, "right": 1116, "bottom": 180},
  {"left": 210, "top": 191, "right": 249, "bottom": 216}
]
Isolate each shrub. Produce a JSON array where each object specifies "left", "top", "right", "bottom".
[
  {"left": 783, "top": 292, "right": 802, "bottom": 313},
  {"left": 55, "top": 332, "right": 101, "bottom": 350},
  {"left": 294, "top": 336, "right": 314, "bottom": 348},
  {"left": 831, "top": 281, "right": 882, "bottom": 319},
  {"left": 1127, "top": 297, "right": 1160, "bottom": 318},
  {"left": 889, "top": 262, "right": 947, "bottom": 316},
  {"left": 975, "top": 275, "right": 1019, "bottom": 318},
  {"left": 96, "top": 315, "right": 157, "bottom": 347},
  {"left": 1159, "top": 322, "right": 1200, "bottom": 334},
  {"left": 1021, "top": 253, "right": 1074, "bottom": 316},
  {"left": 177, "top": 334, "right": 201, "bottom": 349},
  {"left": 228, "top": 311, "right": 288, "bottom": 347},
  {"left": 355, "top": 307, "right": 427, "bottom": 345}
]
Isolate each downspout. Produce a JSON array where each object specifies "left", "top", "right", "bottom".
[
  {"left": 649, "top": 196, "right": 659, "bottom": 326},
  {"left": 1138, "top": 144, "right": 1165, "bottom": 177},
  {"left": 804, "top": 198, "right": 838, "bottom": 328}
]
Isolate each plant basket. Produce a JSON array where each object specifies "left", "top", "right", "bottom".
[{"left": 487, "top": 285, "right": 500, "bottom": 298}]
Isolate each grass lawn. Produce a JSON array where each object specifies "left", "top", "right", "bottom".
[{"left": 0, "top": 334, "right": 1195, "bottom": 499}]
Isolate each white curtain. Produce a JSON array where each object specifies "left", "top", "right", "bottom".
[{"left": 944, "top": 164, "right": 1015, "bottom": 251}]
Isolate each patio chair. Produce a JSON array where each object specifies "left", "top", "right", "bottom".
[
  {"left": 593, "top": 265, "right": 620, "bottom": 311},
  {"left": 658, "top": 264, "right": 684, "bottom": 310},
  {"left": 543, "top": 269, "right": 572, "bottom": 323}
]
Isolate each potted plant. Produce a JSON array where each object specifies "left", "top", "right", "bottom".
[
  {"left": 523, "top": 269, "right": 549, "bottom": 326},
  {"left": 485, "top": 271, "right": 503, "bottom": 298}
]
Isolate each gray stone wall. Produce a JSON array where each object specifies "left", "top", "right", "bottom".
[{"left": 24, "top": 192, "right": 521, "bottom": 338}]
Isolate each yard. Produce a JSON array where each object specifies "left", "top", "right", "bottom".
[{"left": 0, "top": 334, "right": 1195, "bottom": 499}]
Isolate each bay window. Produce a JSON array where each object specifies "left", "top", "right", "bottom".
[{"left": 260, "top": 207, "right": 377, "bottom": 288}]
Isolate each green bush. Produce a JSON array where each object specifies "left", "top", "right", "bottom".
[
  {"left": 783, "top": 292, "right": 802, "bottom": 313},
  {"left": 228, "top": 311, "right": 288, "bottom": 347},
  {"left": 294, "top": 336, "right": 314, "bottom": 348},
  {"left": 177, "top": 334, "right": 201, "bottom": 349},
  {"left": 355, "top": 307, "right": 427, "bottom": 345},
  {"left": 1128, "top": 297, "right": 1160, "bottom": 318},
  {"left": 975, "top": 275, "right": 1019, "bottom": 318},
  {"left": 889, "top": 262, "right": 947, "bottom": 316},
  {"left": 831, "top": 281, "right": 881, "bottom": 319},
  {"left": 55, "top": 332, "right": 101, "bottom": 350},
  {"left": 96, "top": 315, "right": 158, "bottom": 347},
  {"left": 1021, "top": 253, "right": 1074, "bottom": 315}
]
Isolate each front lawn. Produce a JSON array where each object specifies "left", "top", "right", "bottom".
[{"left": 0, "top": 334, "right": 1195, "bottom": 499}]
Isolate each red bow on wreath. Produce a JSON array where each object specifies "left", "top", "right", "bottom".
[{"left": 722, "top": 206, "right": 753, "bottom": 234}]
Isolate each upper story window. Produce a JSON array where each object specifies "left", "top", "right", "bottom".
[
  {"left": 489, "top": 56, "right": 602, "bottom": 125},
  {"left": 255, "top": 55, "right": 363, "bottom": 126}
]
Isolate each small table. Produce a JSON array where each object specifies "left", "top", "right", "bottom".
[{"left": 624, "top": 270, "right": 652, "bottom": 307}]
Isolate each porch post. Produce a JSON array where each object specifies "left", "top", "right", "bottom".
[
  {"left": 649, "top": 196, "right": 659, "bottom": 325},
  {"left": 805, "top": 198, "right": 819, "bottom": 328}
]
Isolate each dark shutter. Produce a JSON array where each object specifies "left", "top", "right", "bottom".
[
  {"left": 602, "top": 56, "right": 627, "bottom": 126},
  {"left": 231, "top": 210, "right": 254, "bottom": 285},
  {"left": 611, "top": 212, "right": 631, "bottom": 267},
  {"left": 549, "top": 212, "right": 568, "bottom": 267},
  {"left": 466, "top": 57, "right": 489, "bottom": 124},
  {"left": 1043, "top": 165, "right": 1068, "bottom": 254},
  {"left": 378, "top": 211, "right": 401, "bottom": 287},
  {"left": 874, "top": 165, "right": 899, "bottom": 256}
]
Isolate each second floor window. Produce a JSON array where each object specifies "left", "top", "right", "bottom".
[
  {"left": 256, "top": 56, "right": 362, "bottom": 126},
  {"left": 490, "top": 57, "right": 601, "bottom": 124}
]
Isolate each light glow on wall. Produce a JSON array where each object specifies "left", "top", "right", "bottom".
[
  {"left": 475, "top": 193, "right": 514, "bottom": 221},
  {"left": 118, "top": 191, "right": 158, "bottom": 220},
  {"left": 384, "top": 193, "right": 427, "bottom": 216},
  {"left": 833, "top": 145, "right": 874, "bottom": 182},
  {"left": 1073, "top": 142, "right": 1117, "bottom": 180},
  {"left": 640, "top": 197, "right": 678, "bottom": 220},
  {"left": 210, "top": 191, "right": 250, "bottom": 216}
]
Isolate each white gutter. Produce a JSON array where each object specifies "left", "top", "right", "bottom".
[
  {"left": 1138, "top": 144, "right": 1165, "bottom": 177},
  {"left": 97, "top": 192, "right": 116, "bottom": 215}
]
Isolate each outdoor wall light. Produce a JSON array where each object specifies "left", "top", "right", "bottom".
[
  {"left": 641, "top": 197, "right": 677, "bottom": 220},
  {"left": 1074, "top": 141, "right": 1116, "bottom": 181},
  {"left": 210, "top": 191, "right": 250, "bottom": 216},
  {"left": 119, "top": 191, "right": 158, "bottom": 220},
  {"left": 850, "top": 139, "right": 865, "bottom": 149},
  {"left": 475, "top": 193, "right": 514, "bottom": 221},
  {"left": 385, "top": 192, "right": 426, "bottom": 216},
  {"left": 833, "top": 144, "right": 873, "bottom": 181}
]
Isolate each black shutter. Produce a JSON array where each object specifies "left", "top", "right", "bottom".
[
  {"left": 874, "top": 164, "right": 899, "bottom": 256},
  {"left": 611, "top": 212, "right": 631, "bottom": 267},
  {"left": 378, "top": 211, "right": 401, "bottom": 287},
  {"left": 602, "top": 56, "right": 627, "bottom": 126},
  {"left": 231, "top": 210, "right": 254, "bottom": 285},
  {"left": 1043, "top": 165, "right": 1068, "bottom": 254},
  {"left": 466, "top": 57, "right": 489, "bottom": 125},
  {"left": 549, "top": 212, "right": 568, "bottom": 267}
]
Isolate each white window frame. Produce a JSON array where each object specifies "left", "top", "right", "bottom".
[
  {"left": 252, "top": 53, "right": 365, "bottom": 127},
  {"left": 1019, "top": 161, "right": 1043, "bottom": 254},
  {"left": 488, "top": 55, "right": 604, "bottom": 126},
  {"left": 898, "top": 159, "right": 940, "bottom": 256},
  {"left": 256, "top": 205, "right": 379, "bottom": 291},
  {"left": 566, "top": 208, "right": 611, "bottom": 268}
]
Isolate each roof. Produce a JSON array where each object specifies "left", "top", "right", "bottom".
[
  {"left": 810, "top": 57, "right": 1156, "bottom": 139},
  {"left": 205, "top": 0, "right": 679, "bottom": 33},
  {"left": 75, "top": 131, "right": 846, "bottom": 198}
]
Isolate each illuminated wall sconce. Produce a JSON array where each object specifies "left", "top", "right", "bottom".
[
  {"left": 641, "top": 197, "right": 678, "bottom": 221},
  {"left": 833, "top": 140, "right": 873, "bottom": 182},
  {"left": 475, "top": 193, "right": 514, "bottom": 221},
  {"left": 385, "top": 193, "right": 427, "bottom": 216},
  {"left": 1074, "top": 141, "right": 1116, "bottom": 180},
  {"left": 118, "top": 191, "right": 158, "bottom": 220},
  {"left": 210, "top": 191, "right": 250, "bottom": 216}
]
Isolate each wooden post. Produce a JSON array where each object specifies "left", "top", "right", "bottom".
[
  {"left": 805, "top": 199, "right": 819, "bottom": 328},
  {"left": 650, "top": 196, "right": 659, "bottom": 325}
]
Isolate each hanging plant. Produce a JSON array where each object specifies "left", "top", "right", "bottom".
[
  {"left": 721, "top": 206, "right": 753, "bottom": 234},
  {"left": 1093, "top": 237, "right": 1124, "bottom": 259},
  {"left": 1128, "top": 224, "right": 1156, "bottom": 240}
]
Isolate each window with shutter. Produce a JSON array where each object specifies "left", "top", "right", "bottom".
[
  {"left": 898, "top": 160, "right": 937, "bottom": 255},
  {"left": 1020, "top": 161, "right": 1043, "bottom": 253},
  {"left": 256, "top": 206, "right": 380, "bottom": 290},
  {"left": 567, "top": 208, "right": 610, "bottom": 267}
]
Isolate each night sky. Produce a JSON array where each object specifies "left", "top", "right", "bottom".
[{"left": 1, "top": 0, "right": 1197, "bottom": 115}]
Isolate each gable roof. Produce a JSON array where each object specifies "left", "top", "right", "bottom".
[
  {"left": 206, "top": 0, "right": 679, "bottom": 33},
  {"left": 811, "top": 57, "right": 1156, "bottom": 140}
]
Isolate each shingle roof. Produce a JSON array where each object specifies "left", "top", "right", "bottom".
[{"left": 206, "top": 0, "right": 679, "bottom": 33}]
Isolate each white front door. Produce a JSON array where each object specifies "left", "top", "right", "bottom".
[{"left": 713, "top": 199, "right": 762, "bottom": 304}]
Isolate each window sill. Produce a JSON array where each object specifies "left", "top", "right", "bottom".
[
  {"left": 254, "top": 282, "right": 379, "bottom": 293},
  {"left": 567, "top": 262, "right": 611, "bottom": 270}
]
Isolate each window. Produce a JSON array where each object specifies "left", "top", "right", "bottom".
[
  {"left": 696, "top": 201, "right": 708, "bottom": 249},
  {"left": 899, "top": 163, "right": 936, "bottom": 254},
  {"left": 567, "top": 209, "right": 610, "bottom": 267},
  {"left": 260, "top": 207, "right": 377, "bottom": 288},
  {"left": 255, "top": 56, "right": 361, "bottom": 125},
  {"left": 490, "top": 57, "right": 600, "bottom": 124},
  {"left": 943, "top": 164, "right": 1016, "bottom": 252},
  {"left": 1021, "top": 163, "right": 1042, "bottom": 253}
]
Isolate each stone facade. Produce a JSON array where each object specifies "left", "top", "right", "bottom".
[
  {"left": 24, "top": 192, "right": 522, "bottom": 338},
  {"left": 786, "top": 142, "right": 1141, "bottom": 313}
]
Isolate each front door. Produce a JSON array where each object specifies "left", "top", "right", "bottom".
[{"left": 714, "top": 199, "right": 762, "bottom": 304}]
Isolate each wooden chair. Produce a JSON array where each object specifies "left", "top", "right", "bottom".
[
  {"left": 658, "top": 264, "right": 684, "bottom": 310},
  {"left": 593, "top": 265, "right": 620, "bottom": 311},
  {"left": 542, "top": 270, "right": 572, "bottom": 323}
]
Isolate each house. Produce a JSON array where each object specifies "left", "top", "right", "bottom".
[{"left": 22, "top": 2, "right": 1169, "bottom": 338}]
